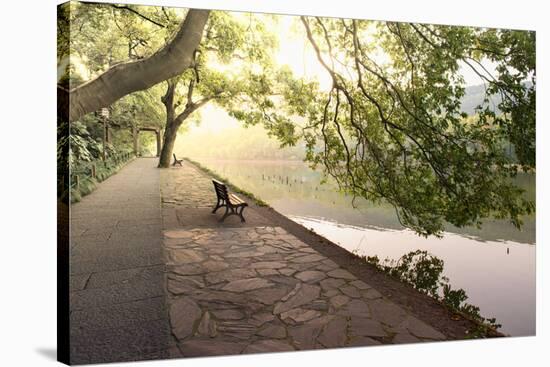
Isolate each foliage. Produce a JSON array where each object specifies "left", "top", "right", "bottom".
[
  {"left": 57, "top": 118, "right": 70, "bottom": 203},
  {"left": 274, "top": 17, "right": 536, "bottom": 237},
  {"left": 57, "top": 120, "right": 97, "bottom": 173},
  {"left": 57, "top": 116, "right": 137, "bottom": 202},
  {"left": 70, "top": 153, "right": 135, "bottom": 203},
  {"left": 58, "top": 1, "right": 179, "bottom": 172},
  {"left": 364, "top": 250, "right": 502, "bottom": 336},
  {"left": 389, "top": 250, "right": 444, "bottom": 298},
  {"left": 60, "top": 2, "right": 180, "bottom": 81},
  {"left": 109, "top": 88, "right": 166, "bottom": 131},
  {"left": 476, "top": 30, "right": 536, "bottom": 167}
]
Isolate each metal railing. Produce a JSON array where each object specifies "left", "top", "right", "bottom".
[{"left": 70, "top": 151, "right": 135, "bottom": 189}]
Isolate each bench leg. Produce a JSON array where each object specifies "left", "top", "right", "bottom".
[
  {"left": 218, "top": 205, "right": 246, "bottom": 223},
  {"left": 219, "top": 206, "right": 232, "bottom": 222},
  {"left": 238, "top": 206, "right": 246, "bottom": 222},
  {"left": 212, "top": 199, "right": 225, "bottom": 213}
]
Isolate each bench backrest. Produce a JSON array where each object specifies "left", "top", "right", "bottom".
[
  {"left": 212, "top": 179, "right": 229, "bottom": 201},
  {"left": 173, "top": 153, "right": 178, "bottom": 160}
]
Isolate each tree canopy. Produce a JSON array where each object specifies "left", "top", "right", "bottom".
[{"left": 287, "top": 17, "right": 535, "bottom": 236}]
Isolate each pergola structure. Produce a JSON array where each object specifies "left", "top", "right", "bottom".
[
  {"left": 132, "top": 126, "right": 162, "bottom": 157},
  {"left": 99, "top": 117, "right": 162, "bottom": 157}
]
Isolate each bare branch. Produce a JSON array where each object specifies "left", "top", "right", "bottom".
[{"left": 111, "top": 4, "right": 166, "bottom": 28}]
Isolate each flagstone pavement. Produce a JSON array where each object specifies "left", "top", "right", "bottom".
[{"left": 160, "top": 161, "right": 446, "bottom": 358}]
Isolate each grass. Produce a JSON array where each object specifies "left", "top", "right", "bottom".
[{"left": 183, "top": 157, "right": 270, "bottom": 207}]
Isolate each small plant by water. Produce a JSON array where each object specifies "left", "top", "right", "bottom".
[{"left": 360, "top": 249, "right": 502, "bottom": 337}]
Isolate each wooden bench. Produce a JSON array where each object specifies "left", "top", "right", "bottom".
[
  {"left": 211, "top": 179, "right": 248, "bottom": 222},
  {"left": 172, "top": 153, "right": 183, "bottom": 166}
]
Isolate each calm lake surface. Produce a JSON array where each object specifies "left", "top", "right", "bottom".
[{"left": 196, "top": 158, "right": 536, "bottom": 336}]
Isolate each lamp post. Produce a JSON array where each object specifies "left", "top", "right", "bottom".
[
  {"left": 100, "top": 108, "right": 109, "bottom": 161},
  {"left": 130, "top": 105, "right": 139, "bottom": 156}
]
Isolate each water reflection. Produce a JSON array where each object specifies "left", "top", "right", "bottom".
[
  {"left": 291, "top": 216, "right": 535, "bottom": 337},
  {"left": 195, "top": 158, "right": 536, "bottom": 336},
  {"left": 200, "top": 159, "right": 535, "bottom": 244}
]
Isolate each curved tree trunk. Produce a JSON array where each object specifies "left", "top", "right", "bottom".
[
  {"left": 158, "top": 76, "right": 210, "bottom": 168},
  {"left": 65, "top": 9, "right": 210, "bottom": 122},
  {"left": 158, "top": 123, "right": 180, "bottom": 168}
]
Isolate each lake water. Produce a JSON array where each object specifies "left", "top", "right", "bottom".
[{"left": 195, "top": 159, "right": 536, "bottom": 336}]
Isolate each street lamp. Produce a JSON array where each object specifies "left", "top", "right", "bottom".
[{"left": 100, "top": 108, "right": 109, "bottom": 161}]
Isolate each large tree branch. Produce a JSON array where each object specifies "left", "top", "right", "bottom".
[{"left": 66, "top": 9, "right": 210, "bottom": 122}]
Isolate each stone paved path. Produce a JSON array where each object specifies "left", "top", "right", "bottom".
[
  {"left": 160, "top": 161, "right": 268, "bottom": 228},
  {"left": 161, "top": 161, "right": 446, "bottom": 358},
  {"left": 70, "top": 158, "right": 172, "bottom": 364},
  {"left": 69, "top": 158, "right": 447, "bottom": 364}
]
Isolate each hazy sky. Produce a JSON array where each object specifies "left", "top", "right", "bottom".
[
  {"left": 180, "top": 12, "right": 494, "bottom": 142},
  {"left": 269, "top": 14, "right": 494, "bottom": 89}
]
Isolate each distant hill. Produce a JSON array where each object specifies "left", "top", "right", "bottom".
[
  {"left": 461, "top": 82, "right": 533, "bottom": 115},
  {"left": 460, "top": 84, "right": 501, "bottom": 115}
]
